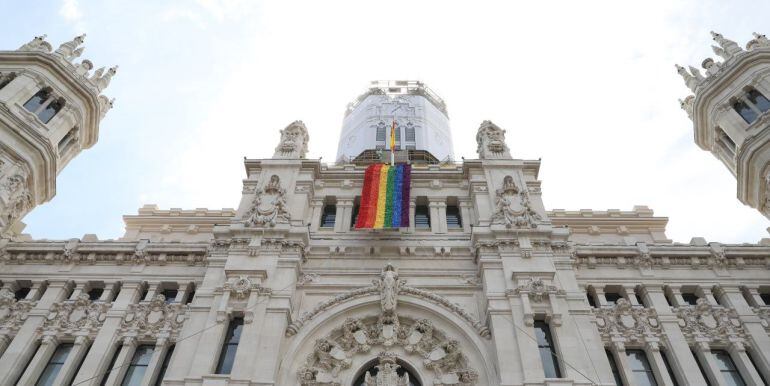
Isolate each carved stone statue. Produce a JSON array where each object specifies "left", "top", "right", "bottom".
[
  {"left": 711, "top": 31, "right": 743, "bottom": 60},
  {"left": 747, "top": 32, "right": 770, "bottom": 51},
  {"left": 54, "top": 34, "right": 86, "bottom": 61},
  {"left": 0, "top": 162, "right": 32, "bottom": 235},
  {"left": 675, "top": 64, "right": 698, "bottom": 92},
  {"left": 492, "top": 176, "right": 541, "bottom": 228},
  {"left": 94, "top": 66, "right": 118, "bottom": 92},
  {"left": 701, "top": 58, "right": 721, "bottom": 77},
  {"left": 364, "top": 352, "right": 410, "bottom": 386},
  {"left": 679, "top": 95, "right": 694, "bottom": 120},
  {"left": 378, "top": 264, "right": 401, "bottom": 314},
  {"left": 18, "top": 35, "right": 52, "bottom": 52},
  {"left": 274, "top": 120, "right": 310, "bottom": 159},
  {"left": 475, "top": 120, "right": 511, "bottom": 159},
  {"left": 244, "top": 175, "right": 290, "bottom": 227}
]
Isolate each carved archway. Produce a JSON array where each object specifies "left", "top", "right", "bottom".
[{"left": 281, "top": 265, "right": 495, "bottom": 386}]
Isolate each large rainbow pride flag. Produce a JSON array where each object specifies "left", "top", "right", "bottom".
[{"left": 355, "top": 164, "right": 411, "bottom": 229}]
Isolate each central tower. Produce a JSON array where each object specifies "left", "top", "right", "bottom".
[{"left": 336, "top": 80, "right": 454, "bottom": 163}]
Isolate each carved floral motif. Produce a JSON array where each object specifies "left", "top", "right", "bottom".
[
  {"left": 244, "top": 175, "right": 290, "bottom": 227},
  {"left": 42, "top": 294, "right": 110, "bottom": 334},
  {"left": 121, "top": 294, "right": 188, "bottom": 339},
  {"left": 492, "top": 176, "right": 541, "bottom": 228},
  {"left": 0, "top": 288, "right": 35, "bottom": 332},
  {"left": 507, "top": 277, "right": 565, "bottom": 303},
  {"left": 593, "top": 299, "right": 661, "bottom": 343},
  {"left": 221, "top": 275, "right": 271, "bottom": 300},
  {"left": 675, "top": 299, "right": 744, "bottom": 343}
]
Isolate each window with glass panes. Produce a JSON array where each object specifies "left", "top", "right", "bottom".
[
  {"left": 216, "top": 317, "right": 243, "bottom": 374},
  {"left": 36, "top": 343, "right": 73, "bottom": 386},
  {"left": 712, "top": 350, "right": 746, "bottom": 386},
  {"left": 681, "top": 293, "right": 699, "bottom": 306},
  {"left": 747, "top": 89, "right": 770, "bottom": 113},
  {"left": 626, "top": 350, "right": 657, "bottom": 386},
  {"left": 605, "top": 292, "right": 623, "bottom": 306},
  {"left": 321, "top": 203, "right": 336, "bottom": 228},
  {"left": 733, "top": 100, "right": 758, "bottom": 123},
  {"left": 162, "top": 288, "right": 178, "bottom": 304},
  {"left": 446, "top": 204, "right": 462, "bottom": 229},
  {"left": 121, "top": 345, "right": 154, "bottom": 386},
  {"left": 606, "top": 349, "right": 623, "bottom": 386},
  {"left": 534, "top": 321, "right": 562, "bottom": 378},
  {"left": 415, "top": 202, "right": 430, "bottom": 229}
]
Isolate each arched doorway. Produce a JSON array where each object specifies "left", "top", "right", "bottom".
[{"left": 351, "top": 353, "right": 422, "bottom": 386}]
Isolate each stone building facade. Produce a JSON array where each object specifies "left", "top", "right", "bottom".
[
  {"left": 678, "top": 31, "right": 770, "bottom": 220},
  {"left": 0, "top": 35, "right": 769, "bottom": 386}
]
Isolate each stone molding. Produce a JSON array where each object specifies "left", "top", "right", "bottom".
[
  {"left": 674, "top": 298, "right": 745, "bottom": 344},
  {"left": 491, "top": 175, "right": 541, "bottom": 229},
  {"left": 40, "top": 294, "right": 110, "bottom": 336},
  {"left": 0, "top": 288, "right": 36, "bottom": 334},
  {"left": 0, "top": 240, "right": 208, "bottom": 266},
  {"left": 506, "top": 277, "right": 565, "bottom": 303},
  {"left": 593, "top": 299, "right": 661, "bottom": 344},
  {"left": 244, "top": 174, "right": 291, "bottom": 227}
]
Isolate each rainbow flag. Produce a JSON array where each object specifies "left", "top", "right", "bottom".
[{"left": 355, "top": 163, "right": 411, "bottom": 229}]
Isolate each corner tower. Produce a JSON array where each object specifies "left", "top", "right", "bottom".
[
  {"left": 336, "top": 80, "right": 454, "bottom": 164},
  {"left": 0, "top": 35, "right": 116, "bottom": 235},
  {"left": 677, "top": 31, "right": 770, "bottom": 219}
]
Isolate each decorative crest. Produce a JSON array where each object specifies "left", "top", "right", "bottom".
[
  {"left": 244, "top": 174, "right": 290, "bottom": 227},
  {"left": 492, "top": 175, "right": 541, "bottom": 228}
]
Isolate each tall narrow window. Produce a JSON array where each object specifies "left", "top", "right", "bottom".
[
  {"left": 58, "top": 127, "right": 79, "bottom": 155},
  {"left": 712, "top": 350, "right": 746, "bottom": 386},
  {"left": 321, "top": 204, "right": 336, "bottom": 228},
  {"left": 692, "top": 348, "right": 713, "bottom": 386},
  {"left": 38, "top": 97, "right": 65, "bottom": 124},
  {"left": 121, "top": 345, "right": 154, "bottom": 386},
  {"left": 626, "top": 350, "right": 657, "bottom": 386},
  {"left": 534, "top": 321, "right": 562, "bottom": 378},
  {"left": 351, "top": 199, "right": 360, "bottom": 229},
  {"left": 660, "top": 350, "right": 680, "bottom": 386},
  {"left": 36, "top": 343, "right": 73, "bottom": 386},
  {"left": 446, "top": 204, "right": 462, "bottom": 229},
  {"left": 14, "top": 287, "right": 30, "bottom": 300},
  {"left": 605, "top": 292, "right": 622, "bottom": 306},
  {"left": 681, "top": 293, "right": 699, "bottom": 306},
  {"left": 733, "top": 100, "right": 758, "bottom": 124},
  {"left": 606, "top": 349, "right": 624, "bottom": 386},
  {"left": 747, "top": 89, "right": 770, "bottom": 112},
  {"left": 415, "top": 203, "right": 430, "bottom": 229},
  {"left": 215, "top": 317, "right": 243, "bottom": 374},
  {"left": 154, "top": 345, "right": 175, "bottom": 386},
  {"left": 405, "top": 123, "right": 416, "bottom": 142},
  {"left": 88, "top": 287, "right": 104, "bottom": 301},
  {"left": 376, "top": 122, "right": 386, "bottom": 141},
  {"left": 23, "top": 89, "right": 50, "bottom": 113},
  {"left": 760, "top": 292, "right": 770, "bottom": 306}
]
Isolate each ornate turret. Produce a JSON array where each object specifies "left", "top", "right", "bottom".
[
  {"left": 677, "top": 31, "right": 770, "bottom": 219},
  {"left": 0, "top": 35, "right": 116, "bottom": 235}
]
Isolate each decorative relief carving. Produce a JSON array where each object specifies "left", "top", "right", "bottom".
[
  {"left": 42, "top": 294, "right": 110, "bottom": 335},
  {"left": 297, "top": 314, "right": 478, "bottom": 386},
  {"left": 675, "top": 299, "right": 744, "bottom": 344},
  {"left": 475, "top": 120, "right": 511, "bottom": 159},
  {"left": 593, "top": 299, "right": 661, "bottom": 343},
  {"left": 507, "top": 277, "right": 565, "bottom": 303},
  {"left": 363, "top": 352, "right": 411, "bottom": 386},
  {"left": 0, "top": 288, "right": 36, "bottom": 332},
  {"left": 274, "top": 120, "right": 310, "bottom": 159},
  {"left": 287, "top": 264, "right": 489, "bottom": 338},
  {"left": 221, "top": 275, "right": 271, "bottom": 300},
  {"left": 0, "top": 160, "right": 33, "bottom": 235},
  {"left": 752, "top": 307, "right": 770, "bottom": 330},
  {"left": 492, "top": 176, "right": 541, "bottom": 228},
  {"left": 244, "top": 175, "right": 290, "bottom": 227},
  {"left": 121, "top": 294, "right": 188, "bottom": 340}
]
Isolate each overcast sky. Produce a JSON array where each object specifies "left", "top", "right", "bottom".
[{"left": 3, "top": 0, "right": 769, "bottom": 243}]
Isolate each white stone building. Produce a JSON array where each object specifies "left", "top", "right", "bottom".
[{"left": 0, "top": 34, "right": 769, "bottom": 386}]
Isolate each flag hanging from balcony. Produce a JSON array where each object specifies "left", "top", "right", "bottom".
[{"left": 355, "top": 163, "right": 411, "bottom": 229}]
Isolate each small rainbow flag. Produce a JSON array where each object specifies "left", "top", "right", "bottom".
[{"left": 355, "top": 164, "right": 411, "bottom": 229}]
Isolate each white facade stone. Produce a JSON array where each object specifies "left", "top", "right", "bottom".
[{"left": 0, "top": 35, "right": 768, "bottom": 386}]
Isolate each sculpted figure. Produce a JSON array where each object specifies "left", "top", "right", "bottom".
[
  {"left": 492, "top": 176, "right": 541, "bottom": 228},
  {"left": 19, "top": 35, "right": 51, "bottom": 52},
  {"left": 274, "top": 120, "right": 310, "bottom": 159},
  {"left": 55, "top": 34, "right": 86, "bottom": 61},
  {"left": 364, "top": 353, "right": 410, "bottom": 386},
  {"left": 711, "top": 31, "right": 743, "bottom": 59},
  {"left": 244, "top": 175, "right": 290, "bottom": 227},
  {"left": 475, "top": 120, "right": 511, "bottom": 159},
  {"left": 378, "top": 264, "right": 400, "bottom": 313},
  {"left": 701, "top": 58, "right": 721, "bottom": 77}
]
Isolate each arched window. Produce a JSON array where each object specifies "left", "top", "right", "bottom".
[
  {"left": 747, "top": 89, "right": 770, "bottom": 113},
  {"left": 405, "top": 122, "right": 416, "bottom": 142},
  {"left": 352, "top": 358, "right": 422, "bottom": 386},
  {"left": 23, "top": 88, "right": 52, "bottom": 114},
  {"left": 38, "top": 97, "right": 65, "bottom": 124},
  {"left": 23, "top": 88, "right": 65, "bottom": 124},
  {"left": 376, "top": 122, "right": 386, "bottom": 141}
]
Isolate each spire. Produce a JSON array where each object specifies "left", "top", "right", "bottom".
[
  {"left": 55, "top": 33, "right": 86, "bottom": 61},
  {"left": 679, "top": 95, "right": 694, "bottom": 120},
  {"left": 18, "top": 34, "right": 51, "bottom": 52},
  {"left": 688, "top": 66, "right": 705, "bottom": 82},
  {"left": 710, "top": 31, "right": 743, "bottom": 59},
  {"left": 701, "top": 58, "right": 721, "bottom": 77},
  {"left": 675, "top": 64, "right": 698, "bottom": 92},
  {"left": 747, "top": 32, "right": 770, "bottom": 50}
]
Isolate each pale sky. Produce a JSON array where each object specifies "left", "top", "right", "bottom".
[{"left": 3, "top": 0, "right": 769, "bottom": 243}]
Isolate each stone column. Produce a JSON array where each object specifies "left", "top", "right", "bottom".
[
  {"left": 188, "top": 302, "right": 228, "bottom": 377},
  {"left": 510, "top": 297, "right": 543, "bottom": 382},
  {"left": 744, "top": 287, "right": 766, "bottom": 307},
  {"left": 428, "top": 199, "right": 442, "bottom": 233},
  {"left": 309, "top": 199, "right": 323, "bottom": 232},
  {"left": 728, "top": 342, "right": 765, "bottom": 386},
  {"left": 408, "top": 199, "right": 416, "bottom": 232},
  {"left": 54, "top": 335, "right": 90, "bottom": 385},
  {"left": 0, "top": 279, "right": 72, "bottom": 385},
  {"left": 644, "top": 341, "right": 676, "bottom": 386},
  {"left": 666, "top": 285, "right": 687, "bottom": 307},
  {"left": 336, "top": 198, "right": 353, "bottom": 232},
  {"left": 140, "top": 338, "right": 170, "bottom": 386},
  {"left": 72, "top": 280, "right": 143, "bottom": 386},
  {"left": 0, "top": 335, "right": 10, "bottom": 358},
  {"left": 623, "top": 285, "right": 640, "bottom": 306},
  {"left": 641, "top": 286, "right": 708, "bottom": 384},
  {"left": 593, "top": 287, "right": 608, "bottom": 307},
  {"left": 459, "top": 199, "right": 473, "bottom": 233},
  {"left": 694, "top": 341, "right": 723, "bottom": 385},
  {"left": 164, "top": 291, "right": 211, "bottom": 380},
  {"left": 232, "top": 290, "right": 267, "bottom": 380},
  {"left": 719, "top": 285, "right": 770, "bottom": 380},
  {"left": 16, "top": 335, "right": 58, "bottom": 385},
  {"left": 488, "top": 310, "right": 523, "bottom": 385},
  {"left": 103, "top": 337, "right": 137, "bottom": 386},
  {"left": 609, "top": 342, "right": 635, "bottom": 386}
]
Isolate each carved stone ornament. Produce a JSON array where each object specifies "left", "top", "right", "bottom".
[
  {"left": 364, "top": 352, "right": 410, "bottom": 386},
  {"left": 42, "top": 294, "right": 110, "bottom": 335},
  {"left": 593, "top": 299, "right": 661, "bottom": 343},
  {"left": 298, "top": 315, "right": 479, "bottom": 386},
  {"left": 18, "top": 34, "right": 52, "bottom": 52},
  {"left": 0, "top": 288, "right": 36, "bottom": 332},
  {"left": 475, "top": 120, "right": 511, "bottom": 159},
  {"left": 492, "top": 176, "right": 541, "bottom": 228},
  {"left": 121, "top": 294, "right": 188, "bottom": 340},
  {"left": 287, "top": 264, "right": 490, "bottom": 338},
  {"left": 222, "top": 275, "right": 271, "bottom": 300},
  {"left": 244, "top": 175, "right": 290, "bottom": 227},
  {"left": 0, "top": 161, "right": 33, "bottom": 235},
  {"left": 274, "top": 120, "right": 310, "bottom": 159},
  {"left": 675, "top": 298, "right": 744, "bottom": 344},
  {"left": 507, "top": 277, "right": 565, "bottom": 303}
]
